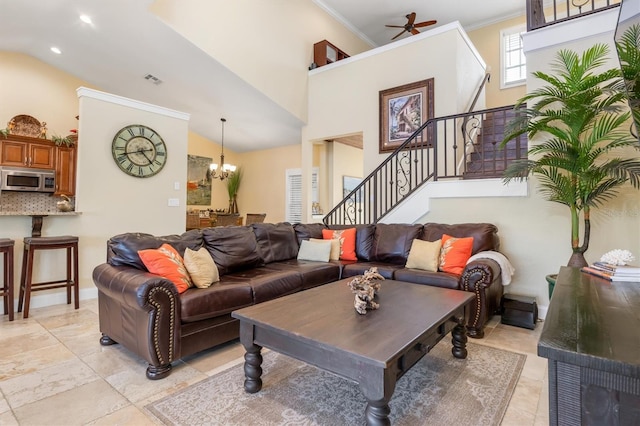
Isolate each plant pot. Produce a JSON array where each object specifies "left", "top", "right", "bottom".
[{"left": 546, "top": 274, "right": 557, "bottom": 299}]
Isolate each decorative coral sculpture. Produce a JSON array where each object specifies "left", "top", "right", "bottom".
[
  {"left": 347, "top": 267, "right": 385, "bottom": 314},
  {"left": 600, "top": 249, "right": 635, "bottom": 266}
]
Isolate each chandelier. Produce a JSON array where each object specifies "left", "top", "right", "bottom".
[{"left": 209, "top": 117, "right": 236, "bottom": 181}]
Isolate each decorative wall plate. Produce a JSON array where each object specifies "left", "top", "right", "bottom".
[{"left": 8, "top": 114, "right": 43, "bottom": 138}]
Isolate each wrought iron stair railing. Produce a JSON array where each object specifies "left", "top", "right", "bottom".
[{"left": 323, "top": 104, "right": 527, "bottom": 226}]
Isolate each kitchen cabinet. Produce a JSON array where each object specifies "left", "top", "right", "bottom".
[
  {"left": 0, "top": 134, "right": 55, "bottom": 169},
  {"left": 1, "top": 134, "right": 77, "bottom": 195},
  {"left": 55, "top": 145, "right": 76, "bottom": 196},
  {"left": 313, "top": 40, "right": 349, "bottom": 68}
]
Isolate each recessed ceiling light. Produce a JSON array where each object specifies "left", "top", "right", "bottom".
[
  {"left": 50, "top": 47, "right": 62, "bottom": 54},
  {"left": 79, "top": 14, "right": 92, "bottom": 24}
]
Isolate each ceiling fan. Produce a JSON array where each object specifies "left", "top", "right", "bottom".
[{"left": 386, "top": 12, "right": 437, "bottom": 40}]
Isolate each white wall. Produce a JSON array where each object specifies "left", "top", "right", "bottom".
[{"left": 303, "top": 22, "right": 487, "bottom": 221}]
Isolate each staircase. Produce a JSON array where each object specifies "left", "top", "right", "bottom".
[
  {"left": 323, "top": 105, "right": 528, "bottom": 226},
  {"left": 463, "top": 107, "right": 528, "bottom": 179}
]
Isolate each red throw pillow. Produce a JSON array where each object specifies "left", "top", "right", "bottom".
[
  {"left": 322, "top": 228, "right": 357, "bottom": 261},
  {"left": 439, "top": 234, "right": 474, "bottom": 275},
  {"left": 138, "top": 243, "right": 193, "bottom": 293}
]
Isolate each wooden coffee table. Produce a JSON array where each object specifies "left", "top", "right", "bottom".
[{"left": 232, "top": 278, "right": 474, "bottom": 426}]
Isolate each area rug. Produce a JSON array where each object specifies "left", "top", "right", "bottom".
[{"left": 146, "top": 341, "right": 526, "bottom": 426}]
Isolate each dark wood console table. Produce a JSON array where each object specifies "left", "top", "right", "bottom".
[{"left": 538, "top": 266, "right": 640, "bottom": 425}]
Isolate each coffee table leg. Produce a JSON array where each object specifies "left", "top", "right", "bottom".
[
  {"left": 239, "top": 321, "right": 263, "bottom": 393},
  {"left": 451, "top": 317, "right": 468, "bottom": 359},
  {"left": 243, "top": 344, "right": 263, "bottom": 393},
  {"left": 365, "top": 401, "right": 391, "bottom": 426},
  {"left": 360, "top": 369, "right": 395, "bottom": 426}
]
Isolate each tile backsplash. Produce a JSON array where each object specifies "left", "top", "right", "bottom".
[{"left": 0, "top": 192, "right": 74, "bottom": 212}]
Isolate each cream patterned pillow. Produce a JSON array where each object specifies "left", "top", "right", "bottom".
[
  {"left": 183, "top": 247, "right": 219, "bottom": 288},
  {"left": 405, "top": 239, "right": 442, "bottom": 272},
  {"left": 310, "top": 238, "right": 340, "bottom": 260}
]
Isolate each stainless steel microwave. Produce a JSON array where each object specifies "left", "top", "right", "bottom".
[{"left": 0, "top": 166, "right": 56, "bottom": 193}]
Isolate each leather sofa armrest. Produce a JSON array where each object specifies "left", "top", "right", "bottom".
[
  {"left": 93, "top": 263, "right": 181, "bottom": 379},
  {"left": 459, "top": 258, "right": 503, "bottom": 338},
  {"left": 93, "top": 263, "right": 179, "bottom": 311}
]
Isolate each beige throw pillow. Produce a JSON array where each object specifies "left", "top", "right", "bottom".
[
  {"left": 310, "top": 238, "right": 340, "bottom": 260},
  {"left": 183, "top": 247, "right": 220, "bottom": 288},
  {"left": 405, "top": 239, "right": 442, "bottom": 272}
]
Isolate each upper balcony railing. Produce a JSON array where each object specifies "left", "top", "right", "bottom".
[{"left": 527, "top": 0, "right": 620, "bottom": 31}]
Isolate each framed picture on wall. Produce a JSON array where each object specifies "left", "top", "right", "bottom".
[
  {"left": 187, "top": 155, "right": 213, "bottom": 205},
  {"left": 343, "top": 175, "right": 363, "bottom": 202},
  {"left": 379, "top": 78, "right": 434, "bottom": 153}
]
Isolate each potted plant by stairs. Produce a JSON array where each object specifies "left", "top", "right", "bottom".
[
  {"left": 501, "top": 43, "right": 640, "bottom": 283},
  {"left": 226, "top": 167, "right": 243, "bottom": 214}
]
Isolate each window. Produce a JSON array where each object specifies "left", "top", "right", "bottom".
[
  {"left": 500, "top": 25, "right": 526, "bottom": 89},
  {"left": 285, "top": 168, "right": 318, "bottom": 223}
]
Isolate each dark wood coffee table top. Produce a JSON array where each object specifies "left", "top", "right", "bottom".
[
  {"left": 233, "top": 278, "right": 473, "bottom": 367},
  {"left": 233, "top": 278, "right": 474, "bottom": 425}
]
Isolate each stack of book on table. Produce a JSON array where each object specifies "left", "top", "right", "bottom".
[{"left": 581, "top": 262, "right": 640, "bottom": 282}]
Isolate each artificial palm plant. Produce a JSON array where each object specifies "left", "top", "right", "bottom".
[
  {"left": 226, "top": 167, "right": 243, "bottom": 214},
  {"left": 501, "top": 43, "right": 640, "bottom": 267},
  {"left": 616, "top": 23, "right": 640, "bottom": 130}
]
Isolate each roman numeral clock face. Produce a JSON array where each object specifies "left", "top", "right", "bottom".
[{"left": 111, "top": 124, "right": 167, "bottom": 178}]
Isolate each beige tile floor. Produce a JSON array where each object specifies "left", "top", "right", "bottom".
[{"left": 0, "top": 299, "right": 548, "bottom": 425}]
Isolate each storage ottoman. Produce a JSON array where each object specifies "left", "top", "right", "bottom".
[{"left": 501, "top": 294, "right": 538, "bottom": 330}]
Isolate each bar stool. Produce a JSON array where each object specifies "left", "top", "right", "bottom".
[
  {"left": 18, "top": 236, "right": 79, "bottom": 318},
  {"left": 0, "top": 239, "right": 15, "bottom": 321}
]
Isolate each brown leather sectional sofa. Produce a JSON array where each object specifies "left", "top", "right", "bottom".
[{"left": 93, "top": 222, "right": 503, "bottom": 379}]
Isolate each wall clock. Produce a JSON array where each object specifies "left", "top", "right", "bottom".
[{"left": 111, "top": 124, "right": 167, "bottom": 178}]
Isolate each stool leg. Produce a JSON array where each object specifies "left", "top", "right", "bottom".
[
  {"left": 66, "top": 246, "right": 72, "bottom": 305},
  {"left": 73, "top": 244, "right": 79, "bottom": 309},
  {"left": 2, "top": 251, "right": 7, "bottom": 316},
  {"left": 7, "top": 246, "right": 14, "bottom": 321},
  {"left": 17, "top": 246, "right": 27, "bottom": 313},
  {"left": 22, "top": 246, "right": 35, "bottom": 319}
]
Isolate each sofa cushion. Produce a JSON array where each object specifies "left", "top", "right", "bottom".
[
  {"left": 393, "top": 268, "right": 460, "bottom": 289},
  {"left": 371, "top": 224, "right": 423, "bottom": 265},
  {"left": 138, "top": 243, "right": 193, "bottom": 293},
  {"left": 439, "top": 234, "right": 474, "bottom": 275},
  {"left": 183, "top": 247, "right": 220, "bottom": 288},
  {"left": 224, "top": 267, "right": 302, "bottom": 304},
  {"left": 422, "top": 223, "right": 498, "bottom": 255},
  {"left": 107, "top": 229, "right": 203, "bottom": 269},
  {"left": 180, "top": 280, "right": 254, "bottom": 322},
  {"left": 310, "top": 238, "right": 340, "bottom": 260},
  {"left": 322, "top": 228, "right": 357, "bottom": 261},
  {"left": 297, "top": 240, "right": 331, "bottom": 262},
  {"left": 252, "top": 222, "right": 299, "bottom": 264},
  {"left": 202, "top": 226, "right": 264, "bottom": 276},
  {"left": 266, "top": 260, "right": 341, "bottom": 290},
  {"left": 329, "top": 224, "right": 376, "bottom": 261},
  {"left": 293, "top": 223, "right": 326, "bottom": 246},
  {"left": 342, "top": 261, "right": 404, "bottom": 279},
  {"left": 405, "top": 239, "right": 441, "bottom": 272}
]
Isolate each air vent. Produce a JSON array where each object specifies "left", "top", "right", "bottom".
[{"left": 144, "top": 74, "right": 163, "bottom": 85}]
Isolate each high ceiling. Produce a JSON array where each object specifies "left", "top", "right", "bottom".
[{"left": 0, "top": 0, "right": 524, "bottom": 152}]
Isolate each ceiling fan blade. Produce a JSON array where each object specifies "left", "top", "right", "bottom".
[
  {"left": 385, "top": 24, "right": 405, "bottom": 28},
  {"left": 392, "top": 29, "right": 407, "bottom": 40},
  {"left": 414, "top": 20, "right": 437, "bottom": 28},
  {"left": 406, "top": 12, "right": 416, "bottom": 25},
  {"left": 410, "top": 28, "right": 420, "bottom": 35}
]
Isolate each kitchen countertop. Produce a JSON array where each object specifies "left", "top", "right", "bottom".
[{"left": 0, "top": 211, "right": 81, "bottom": 215}]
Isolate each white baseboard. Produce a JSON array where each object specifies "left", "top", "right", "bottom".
[
  {"left": 1, "top": 287, "right": 98, "bottom": 313},
  {"left": 537, "top": 304, "right": 548, "bottom": 321}
]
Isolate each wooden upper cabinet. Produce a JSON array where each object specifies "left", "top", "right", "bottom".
[
  {"left": 313, "top": 40, "right": 349, "bottom": 68},
  {"left": 0, "top": 133, "right": 77, "bottom": 195},
  {"left": 55, "top": 145, "right": 76, "bottom": 196},
  {"left": 0, "top": 134, "right": 55, "bottom": 169}
]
